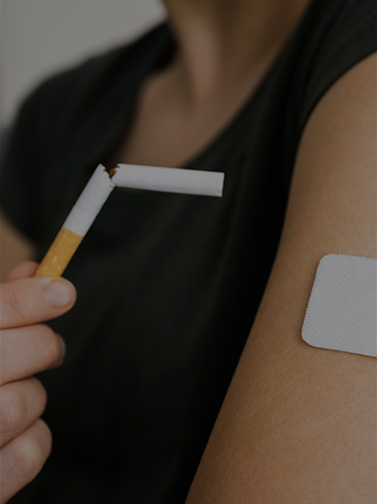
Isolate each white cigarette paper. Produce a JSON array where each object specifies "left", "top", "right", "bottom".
[
  {"left": 35, "top": 163, "right": 225, "bottom": 277},
  {"left": 63, "top": 164, "right": 116, "bottom": 236},
  {"left": 114, "top": 163, "right": 224, "bottom": 197}
]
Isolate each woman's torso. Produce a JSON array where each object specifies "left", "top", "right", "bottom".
[{"left": 4, "top": 0, "right": 375, "bottom": 501}]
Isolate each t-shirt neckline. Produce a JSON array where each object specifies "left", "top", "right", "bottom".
[{"left": 104, "top": 1, "right": 316, "bottom": 173}]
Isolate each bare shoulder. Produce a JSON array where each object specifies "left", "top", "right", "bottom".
[
  {"left": 186, "top": 53, "right": 377, "bottom": 503},
  {"left": 0, "top": 213, "right": 35, "bottom": 281}
]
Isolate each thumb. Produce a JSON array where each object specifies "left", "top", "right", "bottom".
[{"left": 5, "top": 261, "right": 39, "bottom": 282}]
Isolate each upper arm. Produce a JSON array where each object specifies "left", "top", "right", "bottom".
[{"left": 186, "top": 53, "right": 376, "bottom": 503}]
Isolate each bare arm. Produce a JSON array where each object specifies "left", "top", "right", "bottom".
[{"left": 186, "top": 53, "right": 376, "bottom": 503}]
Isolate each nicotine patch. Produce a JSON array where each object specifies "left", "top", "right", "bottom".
[{"left": 302, "top": 254, "right": 377, "bottom": 358}]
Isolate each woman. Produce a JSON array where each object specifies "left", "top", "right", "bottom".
[{"left": 0, "top": 0, "right": 376, "bottom": 502}]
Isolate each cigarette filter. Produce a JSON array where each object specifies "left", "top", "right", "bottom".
[
  {"left": 35, "top": 163, "right": 225, "bottom": 277},
  {"left": 35, "top": 165, "right": 115, "bottom": 277}
]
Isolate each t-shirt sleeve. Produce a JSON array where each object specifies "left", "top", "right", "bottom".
[
  {"left": 0, "top": 85, "right": 46, "bottom": 242},
  {"left": 0, "top": 41, "right": 137, "bottom": 245},
  {"left": 297, "top": 0, "right": 377, "bottom": 137}
]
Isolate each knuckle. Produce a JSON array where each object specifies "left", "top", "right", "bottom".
[
  {"left": 0, "top": 380, "right": 47, "bottom": 440},
  {"left": 29, "top": 378, "right": 48, "bottom": 409},
  {"left": 2, "top": 285, "right": 26, "bottom": 326},
  {"left": 0, "top": 387, "right": 26, "bottom": 439},
  {"left": 0, "top": 330, "right": 4, "bottom": 372},
  {"left": 0, "top": 330, "right": 11, "bottom": 386},
  {"left": 9, "top": 421, "right": 52, "bottom": 483},
  {"left": 35, "top": 325, "right": 62, "bottom": 365}
]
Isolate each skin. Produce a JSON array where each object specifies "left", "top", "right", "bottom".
[
  {"left": 0, "top": 0, "right": 375, "bottom": 501},
  {"left": 0, "top": 263, "right": 76, "bottom": 502},
  {"left": 109, "top": 0, "right": 311, "bottom": 167},
  {"left": 185, "top": 53, "right": 377, "bottom": 503}
]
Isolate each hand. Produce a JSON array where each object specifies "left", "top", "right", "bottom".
[{"left": 0, "top": 262, "right": 76, "bottom": 503}]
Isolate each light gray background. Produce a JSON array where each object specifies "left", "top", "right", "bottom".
[{"left": 0, "top": 0, "right": 165, "bottom": 124}]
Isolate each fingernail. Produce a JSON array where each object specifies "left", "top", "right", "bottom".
[{"left": 45, "top": 281, "right": 74, "bottom": 307}]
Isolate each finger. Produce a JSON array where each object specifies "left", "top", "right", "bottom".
[
  {"left": 0, "top": 325, "right": 66, "bottom": 385},
  {"left": 0, "top": 378, "right": 47, "bottom": 449},
  {"left": 0, "top": 419, "right": 52, "bottom": 503},
  {"left": 5, "top": 262, "right": 39, "bottom": 283},
  {"left": 0, "top": 277, "right": 76, "bottom": 329}
]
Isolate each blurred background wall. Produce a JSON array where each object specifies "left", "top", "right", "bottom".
[{"left": 0, "top": 0, "right": 165, "bottom": 124}]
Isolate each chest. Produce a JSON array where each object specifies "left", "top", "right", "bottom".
[
  {"left": 108, "top": 99, "right": 231, "bottom": 169},
  {"left": 107, "top": 65, "right": 269, "bottom": 169}
]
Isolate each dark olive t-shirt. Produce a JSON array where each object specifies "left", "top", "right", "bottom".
[{"left": 1, "top": 0, "right": 376, "bottom": 502}]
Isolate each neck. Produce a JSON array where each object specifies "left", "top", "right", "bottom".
[{"left": 162, "top": 0, "right": 311, "bottom": 103}]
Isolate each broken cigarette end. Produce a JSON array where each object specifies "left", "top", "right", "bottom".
[
  {"left": 104, "top": 165, "right": 118, "bottom": 179},
  {"left": 35, "top": 162, "right": 225, "bottom": 277},
  {"left": 35, "top": 164, "right": 115, "bottom": 277}
]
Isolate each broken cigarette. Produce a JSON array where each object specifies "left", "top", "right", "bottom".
[{"left": 35, "top": 163, "right": 225, "bottom": 277}]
